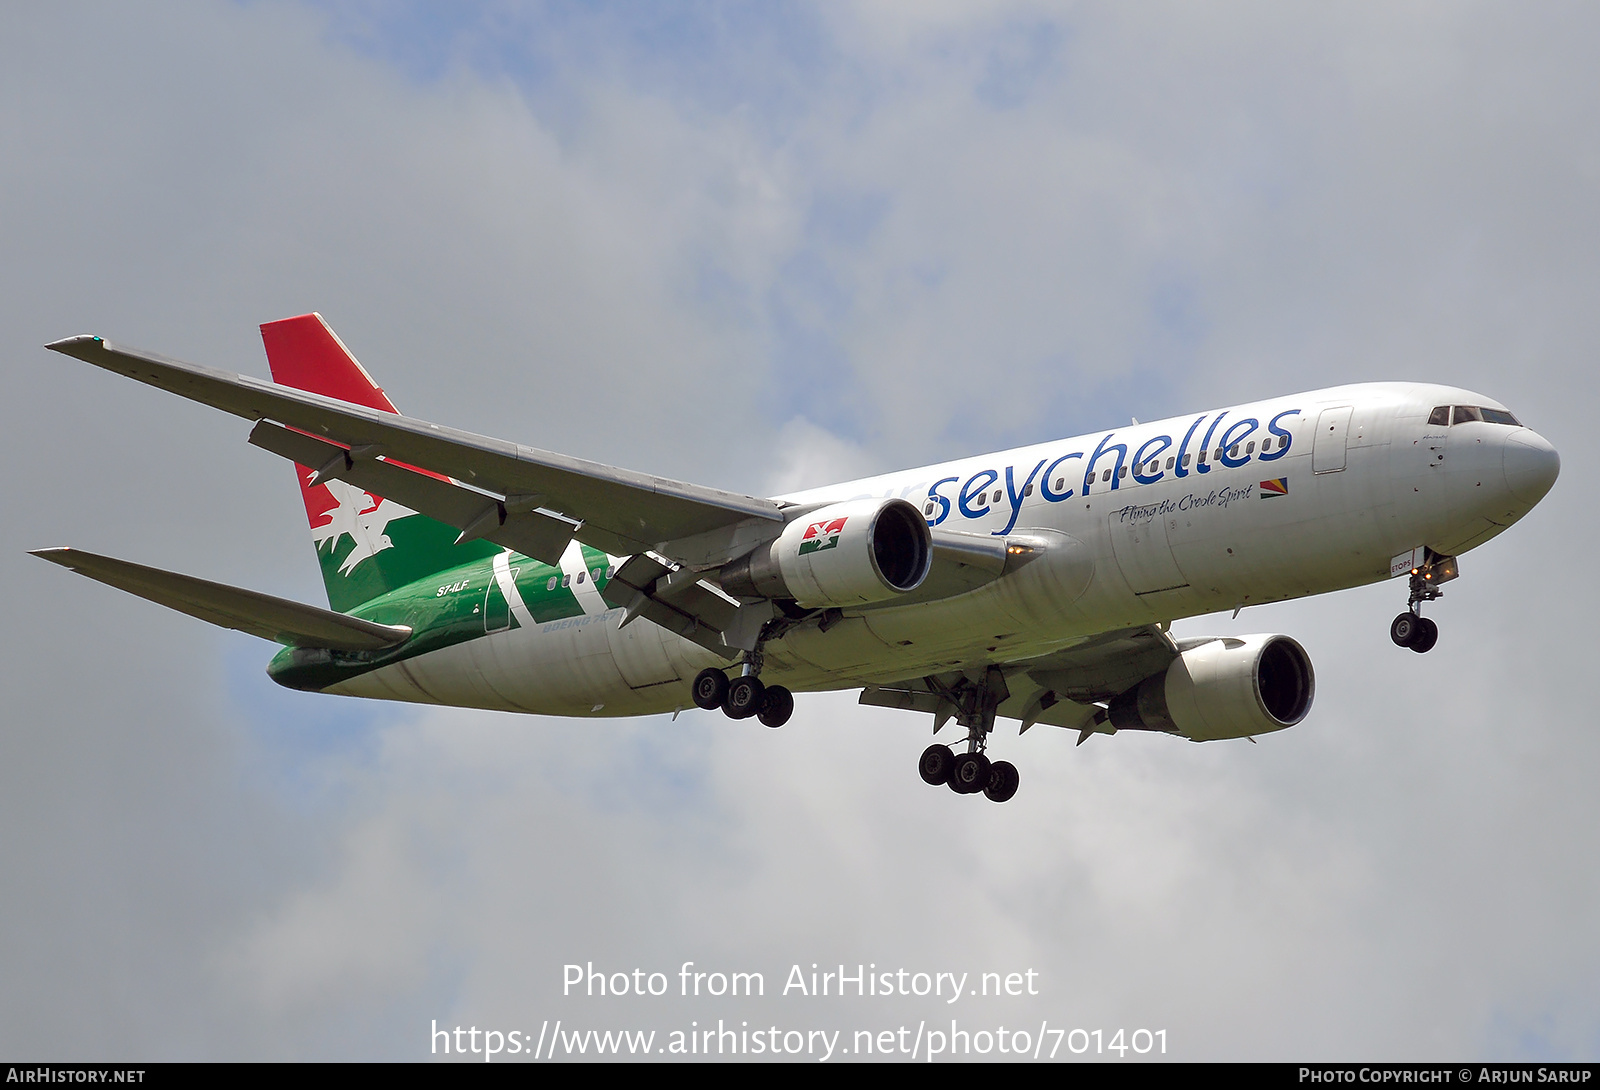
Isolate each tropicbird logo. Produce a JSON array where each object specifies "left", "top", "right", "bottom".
[{"left": 307, "top": 476, "right": 418, "bottom": 576}]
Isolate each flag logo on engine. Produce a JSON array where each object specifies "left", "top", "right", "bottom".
[{"left": 798, "top": 517, "right": 848, "bottom": 555}]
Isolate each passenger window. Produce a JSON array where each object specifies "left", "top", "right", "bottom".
[
  {"left": 1102, "top": 469, "right": 1112, "bottom": 482},
  {"left": 547, "top": 576, "right": 558, "bottom": 591},
  {"left": 561, "top": 574, "right": 571, "bottom": 587},
  {"left": 1246, "top": 441, "right": 1255, "bottom": 454},
  {"left": 576, "top": 571, "right": 585, "bottom": 584},
  {"left": 605, "top": 566, "right": 615, "bottom": 579},
  {"left": 1428, "top": 406, "right": 1450, "bottom": 427},
  {"left": 1182, "top": 454, "right": 1191, "bottom": 466},
  {"left": 924, "top": 502, "right": 935, "bottom": 516},
  {"left": 1023, "top": 484, "right": 1033, "bottom": 496},
  {"left": 992, "top": 489, "right": 1002, "bottom": 504},
  {"left": 1452, "top": 405, "right": 1481, "bottom": 424},
  {"left": 1054, "top": 478, "right": 1065, "bottom": 491},
  {"left": 1166, "top": 457, "right": 1174, "bottom": 469},
  {"left": 1197, "top": 451, "right": 1207, "bottom": 464},
  {"left": 1229, "top": 444, "right": 1239, "bottom": 457}
]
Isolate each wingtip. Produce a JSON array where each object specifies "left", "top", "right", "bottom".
[
  {"left": 29, "top": 547, "right": 76, "bottom": 566},
  {"left": 44, "top": 335, "right": 102, "bottom": 353}
]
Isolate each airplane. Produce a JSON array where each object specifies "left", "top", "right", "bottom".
[{"left": 33, "top": 314, "right": 1560, "bottom": 803}]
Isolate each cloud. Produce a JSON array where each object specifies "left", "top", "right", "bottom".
[{"left": 2, "top": 0, "right": 1596, "bottom": 1061}]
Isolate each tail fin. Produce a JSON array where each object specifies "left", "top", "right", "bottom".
[{"left": 260, "top": 314, "right": 498, "bottom": 613}]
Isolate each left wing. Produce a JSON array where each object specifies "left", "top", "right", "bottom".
[
  {"left": 45, "top": 335, "right": 784, "bottom": 563},
  {"left": 47, "top": 333, "right": 1033, "bottom": 654}
]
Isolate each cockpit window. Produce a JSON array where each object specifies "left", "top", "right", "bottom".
[
  {"left": 1445, "top": 405, "right": 1521, "bottom": 426},
  {"left": 1428, "top": 406, "right": 1450, "bottom": 427}
]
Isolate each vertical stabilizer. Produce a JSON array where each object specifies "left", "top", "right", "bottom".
[{"left": 260, "top": 314, "right": 498, "bottom": 612}]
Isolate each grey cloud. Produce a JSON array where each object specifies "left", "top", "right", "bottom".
[{"left": 2, "top": 0, "right": 1594, "bottom": 1060}]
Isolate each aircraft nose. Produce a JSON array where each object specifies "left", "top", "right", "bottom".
[{"left": 1503, "top": 429, "right": 1560, "bottom": 506}]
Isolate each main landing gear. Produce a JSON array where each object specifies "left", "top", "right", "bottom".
[
  {"left": 915, "top": 668, "right": 1020, "bottom": 803},
  {"left": 691, "top": 666, "right": 794, "bottom": 728},
  {"left": 1390, "top": 551, "right": 1456, "bottom": 654},
  {"left": 919, "top": 744, "right": 1019, "bottom": 803}
]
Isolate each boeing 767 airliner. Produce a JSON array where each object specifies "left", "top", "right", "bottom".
[{"left": 34, "top": 315, "right": 1560, "bottom": 802}]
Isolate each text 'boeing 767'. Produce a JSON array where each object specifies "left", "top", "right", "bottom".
[{"left": 35, "top": 315, "right": 1558, "bottom": 802}]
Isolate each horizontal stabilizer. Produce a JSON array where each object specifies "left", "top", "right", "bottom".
[{"left": 30, "top": 547, "right": 412, "bottom": 651}]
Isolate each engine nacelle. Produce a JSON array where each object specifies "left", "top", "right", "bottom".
[
  {"left": 1107, "top": 634, "right": 1314, "bottom": 742},
  {"left": 720, "top": 498, "right": 933, "bottom": 608}
]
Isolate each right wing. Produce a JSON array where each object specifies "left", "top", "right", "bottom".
[
  {"left": 861, "top": 624, "right": 1179, "bottom": 738},
  {"left": 31, "top": 548, "right": 411, "bottom": 652}
]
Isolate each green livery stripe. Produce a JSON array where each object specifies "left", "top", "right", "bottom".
[
  {"left": 318, "top": 511, "right": 501, "bottom": 614},
  {"left": 269, "top": 547, "right": 612, "bottom": 692}
]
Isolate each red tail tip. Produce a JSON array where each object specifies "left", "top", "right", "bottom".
[{"left": 260, "top": 313, "right": 398, "bottom": 414}]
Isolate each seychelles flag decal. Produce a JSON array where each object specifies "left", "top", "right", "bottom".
[
  {"left": 1259, "top": 478, "right": 1288, "bottom": 497},
  {"left": 799, "top": 517, "right": 848, "bottom": 555}
]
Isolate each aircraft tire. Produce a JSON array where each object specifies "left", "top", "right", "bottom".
[
  {"left": 1389, "top": 612, "right": 1420, "bottom": 647},
  {"left": 949, "top": 752, "right": 991, "bottom": 795},
  {"left": 692, "top": 668, "right": 729, "bottom": 710},
  {"left": 918, "top": 744, "right": 955, "bottom": 786},
  {"left": 724, "top": 675, "right": 766, "bottom": 719},
  {"left": 1409, "top": 617, "right": 1439, "bottom": 654},
  {"left": 757, "top": 685, "right": 794, "bottom": 728},
  {"left": 984, "top": 761, "right": 1020, "bottom": 803}
]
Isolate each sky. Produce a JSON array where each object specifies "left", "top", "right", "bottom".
[{"left": 2, "top": 0, "right": 1597, "bottom": 1062}]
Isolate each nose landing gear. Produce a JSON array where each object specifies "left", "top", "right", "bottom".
[
  {"left": 1390, "top": 551, "right": 1456, "bottom": 654},
  {"left": 1389, "top": 611, "right": 1438, "bottom": 653}
]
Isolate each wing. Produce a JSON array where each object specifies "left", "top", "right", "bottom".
[
  {"left": 861, "top": 624, "right": 1179, "bottom": 740},
  {"left": 45, "top": 335, "right": 784, "bottom": 563},
  {"left": 47, "top": 333, "right": 1029, "bottom": 655},
  {"left": 31, "top": 548, "right": 411, "bottom": 651}
]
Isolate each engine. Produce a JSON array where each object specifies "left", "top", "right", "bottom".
[
  {"left": 1107, "top": 634, "right": 1315, "bottom": 742},
  {"left": 719, "top": 498, "right": 933, "bottom": 608}
]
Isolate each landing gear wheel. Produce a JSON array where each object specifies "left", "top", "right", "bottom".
[
  {"left": 984, "top": 761, "right": 1020, "bottom": 803},
  {"left": 948, "top": 752, "right": 992, "bottom": 795},
  {"left": 723, "top": 675, "right": 766, "bottom": 719},
  {"left": 692, "top": 668, "right": 729, "bottom": 711},
  {"left": 757, "top": 685, "right": 794, "bottom": 728},
  {"left": 1409, "top": 616, "right": 1438, "bottom": 654},
  {"left": 1390, "top": 612, "right": 1420, "bottom": 647},
  {"left": 918, "top": 744, "right": 955, "bottom": 786}
]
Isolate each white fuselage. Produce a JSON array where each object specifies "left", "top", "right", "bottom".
[{"left": 328, "top": 382, "right": 1557, "bottom": 721}]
